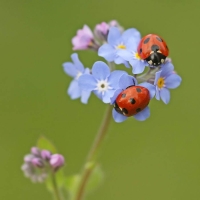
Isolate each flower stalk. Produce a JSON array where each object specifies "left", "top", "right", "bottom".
[
  {"left": 51, "top": 171, "right": 62, "bottom": 200},
  {"left": 74, "top": 105, "right": 113, "bottom": 200}
]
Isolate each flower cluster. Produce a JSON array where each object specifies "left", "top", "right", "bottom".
[
  {"left": 63, "top": 20, "right": 182, "bottom": 122},
  {"left": 21, "top": 147, "right": 65, "bottom": 182}
]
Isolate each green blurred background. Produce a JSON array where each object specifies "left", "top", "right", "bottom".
[{"left": 1, "top": 0, "right": 200, "bottom": 199}]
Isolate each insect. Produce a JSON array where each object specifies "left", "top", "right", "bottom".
[
  {"left": 114, "top": 86, "right": 150, "bottom": 117},
  {"left": 137, "top": 34, "right": 169, "bottom": 66}
]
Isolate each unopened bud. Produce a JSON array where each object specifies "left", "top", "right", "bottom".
[
  {"left": 50, "top": 154, "right": 65, "bottom": 171},
  {"left": 31, "top": 147, "right": 41, "bottom": 156},
  {"left": 41, "top": 150, "right": 51, "bottom": 161},
  {"left": 31, "top": 158, "right": 44, "bottom": 168}
]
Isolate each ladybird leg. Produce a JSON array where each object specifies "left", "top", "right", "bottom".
[{"left": 112, "top": 108, "right": 127, "bottom": 123}]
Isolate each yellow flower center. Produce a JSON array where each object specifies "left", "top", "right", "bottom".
[
  {"left": 135, "top": 52, "right": 141, "bottom": 60},
  {"left": 157, "top": 77, "right": 165, "bottom": 88},
  {"left": 116, "top": 44, "right": 126, "bottom": 49}
]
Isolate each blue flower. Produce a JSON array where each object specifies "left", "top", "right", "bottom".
[
  {"left": 78, "top": 61, "right": 127, "bottom": 103},
  {"left": 111, "top": 74, "right": 156, "bottom": 122},
  {"left": 98, "top": 27, "right": 141, "bottom": 68},
  {"left": 63, "top": 53, "right": 91, "bottom": 104},
  {"left": 154, "top": 62, "right": 182, "bottom": 104},
  {"left": 117, "top": 37, "right": 148, "bottom": 74}
]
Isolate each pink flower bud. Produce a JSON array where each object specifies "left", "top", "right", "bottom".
[
  {"left": 24, "top": 154, "right": 35, "bottom": 162},
  {"left": 108, "top": 20, "right": 124, "bottom": 32},
  {"left": 31, "top": 147, "right": 41, "bottom": 156},
  {"left": 41, "top": 150, "right": 51, "bottom": 161},
  {"left": 72, "top": 25, "right": 94, "bottom": 50},
  {"left": 50, "top": 154, "right": 65, "bottom": 170},
  {"left": 31, "top": 158, "right": 44, "bottom": 168},
  {"left": 94, "top": 22, "right": 109, "bottom": 41}
]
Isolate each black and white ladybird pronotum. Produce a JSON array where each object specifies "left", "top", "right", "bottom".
[
  {"left": 114, "top": 86, "right": 150, "bottom": 117},
  {"left": 137, "top": 34, "right": 169, "bottom": 66}
]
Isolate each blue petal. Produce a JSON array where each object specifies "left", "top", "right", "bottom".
[
  {"left": 102, "top": 90, "right": 115, "bottom": 103},
  {"left": 154, "top": 70, "right": 162, "bottom": 85},
  {"left": 119, "top": 74, "right": 137, "bottom": 89},
  {"left": 63, "top": 62, "right": 77, "bottom": 78},
  {"left": 71, "top": 53, "right": 84, "bottom": 72},
  {"left": 130, "top": 60, "right": 146, "bottom": 74},
  {"left": 117, "top": 50, "right": 133, "bottom": 61},
  {"left": 133, "top": 106, "right": 150, "bottom": 121},
  {"left": 84, "top": 68, "right": 90, "bottom": 74},
  {"left": 92, "top": 61, "right": 110, "bottom": 80},
  {"left": 114, "top": 56, "right": 127, "bottom": 65},
  {"left": 81, "top": 90, "right": 91, "bottom": 104},
  {"left": 122, "top": 28, "right": 141, "bottom": 44},
  {"left": 139, "top": 82, "right": 156, "bottom": 99},
  {"left": 78, "top": 74, "right": 96, "bottom": 91},
  {"left": 112, "top": 108, "right": 127, "bottom": 123},
  {"left": 155, "top": 88, "right": 160, "bottom": 100},
  {"left": 68, "top": 79, "right": 81, "bottom": 99},
  {"left": 94, "top": 90, "right": 102, "bottom": 100},
  {"left": 108, "top": 27, "right": 121, "bottom": 46},
  {"left": 165, "top": 74, "right": 182, "bottom": 89},
  {"left": 126, "top": 37, "right": 140, "bottom": 51},
  {"left": 160, "top": 88, "right": 170, "bottom": 104},
  {"left": 98, "top": 44, "right": 116, "bottom": 62},
  {"left": 108, "top": 70, "right": 127, "bottom": 89},
  {"left": 123, "top": 61, "right": 130, "bottom": 68},
  {"left": 110, "top": 89, "right": 122, "bottom": 104},
  {"left": 161, "top": 62, "right": 174, "bottom": 77}
]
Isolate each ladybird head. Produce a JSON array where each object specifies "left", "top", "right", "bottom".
[{"left": 146, "top": 51, "right": 166, "bottom": 66}]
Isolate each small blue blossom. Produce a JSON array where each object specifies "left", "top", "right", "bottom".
[
  {"left": 154, "top": 62, "right": 182, "bottom": 104},
  {"left": 98, "top": 27, "right": 141, "bottom": 68},
  {"left": 111, "top": 74, "right": 156, "bottom": 122},
  {"left": 63, "top": 53, "right": 91, "bottom": 104},
  {"left": 117, "top": 37, "right": 148, "bottom": 74},
  {"left": 78, "top": 61, "right": 127, "bottom": 103}
]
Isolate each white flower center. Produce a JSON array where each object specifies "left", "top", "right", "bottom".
[{"left": 95, "top": 79, "right": 112, "bottom": 95}]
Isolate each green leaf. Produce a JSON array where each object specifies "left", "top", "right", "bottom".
[
  {"left": 37, "top": 136, "right": 57, "bottom": 153},
  {"left": 85, "top": 164, "right": 104, "bottom": 194}
]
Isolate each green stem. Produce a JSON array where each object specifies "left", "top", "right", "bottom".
[
  {"left": 74, "top": 105, "right": 113, "bottom": 200},
  {"left": 51, "top": 171, "right": 62, "bottom": 200}
]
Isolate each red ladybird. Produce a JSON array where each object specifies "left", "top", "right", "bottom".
[
  {"left": 137, "top": 34, "right": 169, "bottom": 66},
  {"left": 114, "top": 86, "right": 150, "bottom": 117}
]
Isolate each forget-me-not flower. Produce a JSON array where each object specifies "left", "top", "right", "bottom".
[
  {"left": 78, "top": 61, "right": 127, "bottom": 103},
  {"left": 117, "top": 36, "right": 148, "bottom": 74},
  {"left": 111, "top": 74, "right": 156, "bottom": 122},
  {"left": 98, "top": 27, "right": 141, "bottom": 68},
  {"left": 154, "top": 62, "right": 182, "bottom": 104},
  {"left": 63, "top": 53, "right": 91, "bottom": 104}
]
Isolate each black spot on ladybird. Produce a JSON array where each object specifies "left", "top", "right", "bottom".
[
  {"left": 140, "top": 48, "right": 142, "bottom": 53},
  {"left": 151, "top": 45, "right": 160, "bottom": 52},
  {"left": 136, "top": 88, "right": 141, "bottom": 93},
  {"left": 156, "top": 37, "right": 163, "bottom": 42},
  {"left": 136, "top": 108, "right": 141, "bottom": 112},
  {"left": 129, "top": 98, "right": 136, "bottom": 104},
  {"left": 121, "top": 93, "right": 126, "bottom": 98},
  {"left": 144, "top": 38, "right": 150, "bottom": 44}
]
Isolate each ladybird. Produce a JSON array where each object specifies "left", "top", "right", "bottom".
[
  {"left": 137, "top": 34, "right": 169, "bottom": 66},
  {"left": 114, "top": 86, "right": 150, "bottom": 117}
]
